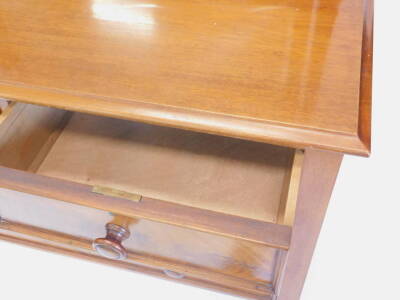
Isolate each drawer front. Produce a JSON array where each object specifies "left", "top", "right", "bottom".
[
  {"left": 0, "top": 102, "right": 300, "bottom": 299},
  {"left": 0, "top": 187, "right": 279, "bottom": 298}
]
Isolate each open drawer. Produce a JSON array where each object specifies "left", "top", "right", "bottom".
[{"left": 0, "top": 101, "right": 304, "bottom": 299}]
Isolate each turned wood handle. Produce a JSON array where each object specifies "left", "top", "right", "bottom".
[{"left": 93, "top": 223, "right": 130, "bottom": 260}]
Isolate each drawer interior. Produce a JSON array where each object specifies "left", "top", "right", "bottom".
[
  {"left": 0, "top": 100, "right": 304, "bottom": 297},
  {"left": 0, "top": 101, "right": 301, "bottom": 224}
]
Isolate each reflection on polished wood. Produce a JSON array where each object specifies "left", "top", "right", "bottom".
[
  {"left": 0, "top": 1, "right": 373, "bottom": 299},
  {"left": 0, "top": 187, "right": 281, "bottom": 288},
  {"left": 0, "top": 0, "right": 370, "bottom": 155},
  {"left": 0, "top": 232, "right": 273, "bottom": 299}
]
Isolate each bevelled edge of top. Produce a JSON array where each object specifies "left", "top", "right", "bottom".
[{"left": 0, "top": 77, "right": 371, "bottom": 156}]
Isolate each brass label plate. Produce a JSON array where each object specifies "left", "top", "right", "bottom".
[{"left": 92, "top": 186, "right": 142, "bottom": 202}]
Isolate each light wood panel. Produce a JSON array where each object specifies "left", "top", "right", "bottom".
[
  {"left": 0, "top": 102, "right": 69, "bottom": 170},
  {"left": 358, "top": 0, "right": 374, "bottom": 152},
  {"left": 0, "top": 99, "right": 9, "bottom": 113},
  {"left": 37, "top": 112, "right": 293, "bottom": 223},
  {"left": 277, "top": 150, "right": 304, "bottom": 226},
  {"left": 0, "top": 0, "right": 370, "bottom": 155}
]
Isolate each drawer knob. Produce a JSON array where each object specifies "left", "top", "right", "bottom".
[{"left": 93, "top": 223, "right": 130, "bottom": 260}]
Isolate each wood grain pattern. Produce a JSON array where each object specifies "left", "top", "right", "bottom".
[
  {"left": 0, "top": 99, "right": 10, "bottom": 114},
  {"left": 277, "top": 150, "right": 304, "bottom": 226},
  {"left": 0, "top": 220, "right": 274, "bottom": 296},
  {"left": 0, "top": 100, "right": 15, "bottom": 123},
  {"left": 27, "top": 111, "right": 73, "bottom": 173},
  {"left": 0, "top": 102, "right": 68, "bottom": 170},
  {"left": 0, "top": 187, "right": 282, "bottom": 289},
  {"left": 0, "top": 2, "right": 374, "bottom": 298},
  {"left": 0, "top": 0, "right": 370, "bottom": 155},
  {"left": 36, "top": 112, "right": 292, "bottom": 223},
  {"left": 358, "top": 0, "right": 374, "bottom": 153},
  {"left": 275, "top": 149, "right": 343, "bottom": 300},
  {"left": 0, "top": 233, "right": 272, "bottom": 300},
  {"left": 0, "top": 167, "right": 292, "bottom": 249},
  {"left": 0, "top": 102, "right": 297, "bottom": 249}
]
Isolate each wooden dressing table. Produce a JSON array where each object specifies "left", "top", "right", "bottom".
[{"left": 0, "top": 0, "right": 373, "bottom": 299}]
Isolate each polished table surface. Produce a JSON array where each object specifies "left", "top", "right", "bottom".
[{"left": 0, "top": 0, "right": 371, "bottom": 155}]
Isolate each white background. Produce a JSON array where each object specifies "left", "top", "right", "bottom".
[{"left": 0, "top": 1, "right": 398, "bottom": 299}]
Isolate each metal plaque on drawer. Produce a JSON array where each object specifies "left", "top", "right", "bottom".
[{"left": 92, "top": 186, "right": 142, "bottom": 202}]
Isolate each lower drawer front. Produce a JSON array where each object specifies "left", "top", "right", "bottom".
[{"left": 0, "top": 188, "right": 280, "bottom": 298}]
